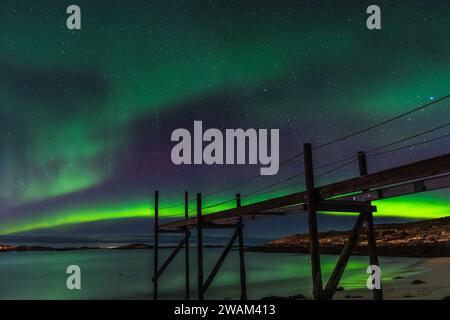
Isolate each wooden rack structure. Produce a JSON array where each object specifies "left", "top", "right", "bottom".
[{"left": 152, "top": 143, "right": 450, "bottom": 300}]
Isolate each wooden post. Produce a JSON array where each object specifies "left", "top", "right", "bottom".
[
  {"left": 358, "top": 151, "right": 383, "bottom": 300},
  {"left": 184, "top": 191, "right": 190, "bottom": 300},
  {"left": 196, "top": 193, "right": 204, "bottom": 300},
  {"left": 357, "top": 151, "right": 368, "bottom": 176},
  {"left": 303, "top": 143, "right": 323, "bottom": 300},
  {"left": 153, "top": 191, "right": 159, "bottom": 300},
  {"left": 236, "top": 194, "right": 247, "bottom": 300}
]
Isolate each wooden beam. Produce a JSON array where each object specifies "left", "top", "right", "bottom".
[
  {"left": 319, "top": 153, "right": 450, "bottom": 199},
  {"left": 196, "top": 193, "right": 204, "bottom": 300},
  {"left": 252, "top": 211, "right": 287, "bottom": 216},
  {"left": 339, "top": 173, "right": 450, "bottom": 203},
  {"left": 307, "top": 200, "right": 376, "bottom": 213},
  {"left": 366, "top": 211, "right": 383, "bottom": 300},
  {"left": 159, "top": 153, "right": 450, "bottom": 230},
  {"left": 158, "top": 229, "right": 186, "bottom": 234},
  {"left": 237, "top": 194, "right": 247, "bottom": 300},
  {"left": 202, "top": 222, "right": 241, "bottom": 229},
  {"left": 359, "top": 152, "right": 383, "bottom": 301},
  {"left": 304, "top": 143, "right": 323, "bottom": 300},
  {"left": 159, "top": 192, "right": 305, "bottom": 230},
  {"left": 153, "top": 191, "right": 159, "bottom": 300},
  {"left": 184, "top": 191, "right": 190, "bottom": 300},
  {"left": 323, "top": 212, "right": 367, "bottom": 299}
]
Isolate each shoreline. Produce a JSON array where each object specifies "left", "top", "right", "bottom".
[
  {"left": 0, "top": 243, "right": 233, "bottom": 252},
  {"left": 260, "top": 257, "right": 450, "bottom": 300},
  {"left": 334, "top": 257, "right": 450, "bottom": 300}
]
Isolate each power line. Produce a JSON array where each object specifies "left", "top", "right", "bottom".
[
  {"left": 369, "top": 132, "right": 450, "bottom": 157},
  {"left": 246, "top": 180, "right": 305, "bottom": 198},
  {"left": 301, "top": 123, "right": 450, "bottom": 181},
  {"left": 243, "top": 172, "right": 304, "bottom": 197},
  {"left": 159, "top": 175, "right": 261, "bottom": 210},
  {"left": 202, "top": 198, "right": 236, "bottom": 211},
  {"left": 242, "top": 123, "right": 450, "bottom": 201},
  {"left": 366, "top": 122, "right": 450, "bottom": 155},
  {"left": 159, "top": 200, "right": 193, "bottom": 210},
  {"left": 284, "top": 94, "right": 450, "bottom": 163},
  {"left": 179, "top": 126, "right": 449, "bottom": 215},
  {"left": 160, "top": 94, "right": 450, "bottom": 209}
]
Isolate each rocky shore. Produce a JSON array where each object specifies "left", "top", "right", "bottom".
[{"left": 248, "top": 217, "right": 450, "bottom": 257}]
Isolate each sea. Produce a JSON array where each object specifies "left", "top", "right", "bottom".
[{"left": 0, "top": 247, "right": 426, "bottom": 299}]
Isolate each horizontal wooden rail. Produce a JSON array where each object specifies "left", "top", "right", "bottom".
[{"left": 159, "top": 153, "right": 450, "bottom": 230}]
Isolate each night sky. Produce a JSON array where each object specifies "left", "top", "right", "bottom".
[{"left": 0, "top": 0, "right": 449, "bottom": 240}]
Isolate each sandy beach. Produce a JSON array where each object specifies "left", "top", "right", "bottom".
[
  {"left": 250, "top": 217, "right": 450, "bottom": 300},
  {"left": 334, "top": 257, "right": 450, "bottom": 300}
]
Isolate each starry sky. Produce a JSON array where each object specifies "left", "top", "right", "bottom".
[{"left": 0, "top": 0, "right": 449, "bottom": 241}]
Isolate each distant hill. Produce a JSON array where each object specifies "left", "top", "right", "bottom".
[{"left": 248, "top": 217, "right": 450, "bottom": 257}]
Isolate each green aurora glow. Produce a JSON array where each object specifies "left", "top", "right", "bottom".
[
  {"left": 1, "top": 192, "right": 448, "bottom": 235},
  {"left": 0, "top": 1, "right": 449, "bottom": 236}
]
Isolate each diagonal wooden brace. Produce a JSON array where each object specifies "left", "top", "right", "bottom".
[
  {"left": 202, "top": 227, "right": 241, "bottom": 293},
  {"left": 152, "top": 236, "right": 188, "bottom": 282},
  {"left": 322, "top": 212, "right": 368, "bottom": 299}
]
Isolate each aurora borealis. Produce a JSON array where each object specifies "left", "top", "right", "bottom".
[{"left": 0, "top": 0, "right": 449, "bottom": 238}]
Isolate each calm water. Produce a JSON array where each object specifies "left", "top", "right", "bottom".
[{"left": 0, "top": 249, "right": 425, "bottom": 299}]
